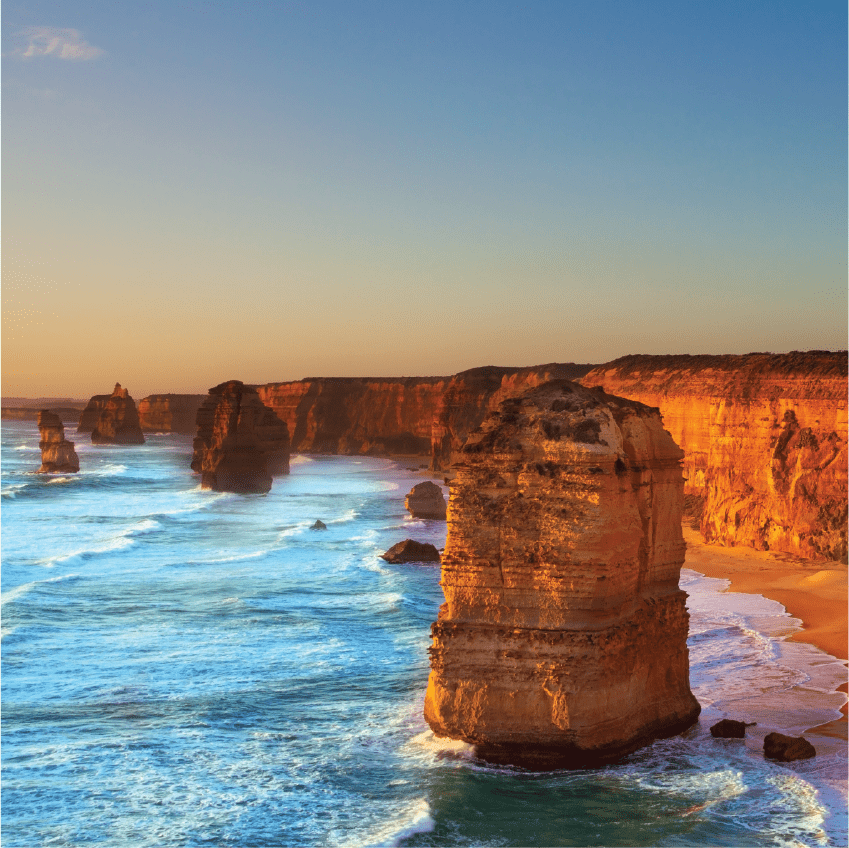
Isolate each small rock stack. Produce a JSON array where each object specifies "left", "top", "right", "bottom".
[{"left": 37, "top": 411, "right": 80, "bottom": 473}]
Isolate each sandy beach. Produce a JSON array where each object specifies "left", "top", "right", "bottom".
[{"left": 683, "top": 527, "right": 848, "bottom": 738}]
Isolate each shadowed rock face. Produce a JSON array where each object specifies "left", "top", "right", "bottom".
[
  {"left": 405, "top": 481, "right": 447, "bottom": 519},
  {"left": 579, "top": 352, "right": 848, "bottom": 561},
  {"left": 138, "top": 395, "right": 207, "bottom": 434},
  {"left": 91, "top": 384, "right": 145, "bottom": 445},
  {"left": 424, "top": 380, "right": 700, "bottom": 769},
  {"left": 37, "top": 411, "right": 79, "bottom": 473},
  {"left": 77, "top": 395, "right": 111, "bottom": 432},
  {"left": 191, "top": 381, "right": 290, "bottom": 493}
]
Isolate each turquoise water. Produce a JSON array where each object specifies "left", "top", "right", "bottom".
[{"left": 2, "top": 420, "right": 846, "bottom": 846}]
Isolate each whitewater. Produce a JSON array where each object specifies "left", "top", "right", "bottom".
[{"left": 2, "top": 420, "right": 846, "bottom": 846}]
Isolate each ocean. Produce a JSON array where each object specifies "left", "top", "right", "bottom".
[{"left": 2, "top": 419, "right": 846, "bottom": 847}]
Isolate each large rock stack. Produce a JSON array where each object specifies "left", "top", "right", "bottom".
[
  {"left": 91, "top": 384, "right": 145, "bottom": 445},
  {"left": 191, "top": 380, "right": 290, "bottom": 493},
  {"left": 37, "top": 411, "right": 80, "bottom": 473},
  {"left": 424, "top": 380, "right": 700, "bottom": 768}
]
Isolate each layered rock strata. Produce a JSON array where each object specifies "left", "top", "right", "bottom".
[
  {"left": 91, "top": 384, "right": 145, "bottom": 445},
  {"left": 138, "top": 395, "right": 207, "bottom": 434},
  {"left": 579, "top": 352, "right": 848, "bottom": 561},
  {"left": 255, "top": 364, "right": 594, "bottom": 468},
  {"left": 37, "top": 411, "right": 80, "bottom": 473},
  {"left": 424, "top": 380, "right": 701, "bottom": 768},
  {"left": 405, "top": 481, "right": 447, "bottom": 519},
  {"left": 191, "top": 380, "right": 290, "bottom": 493}
]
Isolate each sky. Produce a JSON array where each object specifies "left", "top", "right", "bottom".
[{"left": 3, "top": 0, "right": 846, "bottom": 398}]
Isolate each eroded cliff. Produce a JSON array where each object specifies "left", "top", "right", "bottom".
[
  {"left": 138, "top": 395, "right": 207, "bottom": 434},
  {"left": 37, "top": 411, "right": 80, "bottom": 473},
  {"left": 579, "top": 353, "right": 848, "bottom": 561},
  {"left": 424, "top": 380, "right": 700, "bottom": 768},
  {"left": 191, "top": 380, "right": 290, "bottom": 493},
  {"left": 78, "top": 395, "right": 111, "bottom": 432}
]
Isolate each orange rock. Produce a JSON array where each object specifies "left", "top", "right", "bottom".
[
  {"left": 37, "top": 411, "right": 79, "bottom": 473},
  {"left": 579, "top": 353, "right": 848, "bottom": 561},
  {"left": 91, "top": 384, "right": 145, "bottom": 445},
  {"left": 138, "top": 395, "right": 207, "bottom": 434},
  {"left": 405, "top": 481, "right": 447, "bottom": 519},
  {"left": 424, "top": 381, "right": 700, "bottom": 768},
  {"left": 191, "top": 381, "right": 289, "bottom": 493}
]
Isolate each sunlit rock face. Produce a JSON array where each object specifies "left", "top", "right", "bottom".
[
  {"left": 138, "top": 395, "right": 207, "bottom": 434},
  {"left": 191, "top": 381, "right": 290, "bottom": 493},
  {"left": 424, "top": 380, "right": 700, "bottom": 769},
  {"left": 91, "top": 384, "right": 145, "bottom": 445},
  {"left": 579, "top": 352, "right": 848, "bottom": 561},
  {"left": 37, "top": 411, "right": 80, "bottom": 473}
]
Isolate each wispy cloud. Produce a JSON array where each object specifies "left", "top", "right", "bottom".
[{"left": 12, "top": 27, "right": 104, "bottom": 61}]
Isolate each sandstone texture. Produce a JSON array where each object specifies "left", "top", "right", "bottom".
[
  {"left": 91, "top": 384, "right": 145, "bottom": 445},
  {"left": 37, "top": 411, "right": 80, "bottom": 473},
  {"left": 424, "top": 380, "right": 701, "bottom": 768},
  {"left": 191, "top": 380, "right": 290, "bottom": 493},
  {"left": 405, "top": 481, "right": 448, "bottom": 519},
  {"left": 255, "top": 364, "right": 594, "bottom": 467},
  {"left": 381, "top": 540, "right": 441, "bottom": 563},
  {"left": 763, "top": 732, "right": 816, "bottom": 761},
  {"left": 138, "top": 394, "right": 207, "bottom": 434},
  {"left": 579, "top": 353, "right": 848, "bottom": 562}
]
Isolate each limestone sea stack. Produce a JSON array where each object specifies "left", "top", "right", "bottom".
[
  {"left": 424, "top": 380, "right": 701, "bottom": 769},
  {"left": 405, "top": 481, "right": 447, "bottom": 519},
  {"left": 77, "top": 394, "right": 111, "bottom": 432},
  {"left": 91, "top": 384, "right": 145, "bottom": 445},
  {"left": 37, "top": 411, "right": 80, "bottom": 473},
  {"left": 191, "top": 380, "right": 290, "bottom": 493}
]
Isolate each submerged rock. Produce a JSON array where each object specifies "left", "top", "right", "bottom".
[
  {"left": 191, "top": 380, "right": 290, "bottom": 494},
  {"left": 381, "top": 540, "right": 441, "bottom": 564},
  {"left": 405, "top": 481, "right": 447, "bottom": 519},
  {"left": 91, "top": 384, "right": 145, "bottom": 445},
  {"left": 424, "top": 380, "right": 701, "bottom": 769},
  {"left": 37, "top": 411, "right": 80, "bottom": 473},
  {"left": 310, "top": 520, "right": 327, "bottom": 530},
  {"left": 763, "top": 732, "right": 816, "bottom": 761}
]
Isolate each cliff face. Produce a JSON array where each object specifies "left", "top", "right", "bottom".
[
  {"left": 37, "top": 411, "right": 80, "bottom": 473},
  {"left": 78, "top": 395, "right": 111, "bottom": 432},
  {"left": 138, "top": 395, "right": 207, "bottom": 434},
  {"left": 191, "top": 380, "right": 290, "bottom": 493},
  {"left": 424, "top": 381, "right": 700, "bottom": 768},
  {"left": 579, "top": 353, "right": 848, "bottom": 561},
  {"left": 91, "top": 384, "right": 146, "bottom": 445},
  {"left": 255, "top": 364, "right": 594, "bottom": 466}
]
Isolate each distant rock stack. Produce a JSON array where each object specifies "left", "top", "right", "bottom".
[
  {"left": 424, "top": 380, "right": 701, "bottom": 769},
  {"left": 137, "top": 394, "right": 208, "bottom": 434},
  {"left": 191, "top": 380, "right": 290, "bottom": 493},
  {"left": 37, "top": 411, "right": 80, "bottom": 473},
  {"left": 405, "top": 481, "right": 447, "bottom": 519},
  {"left": 91, "top": 384, "right": 146, "bottom": 445},
  {"left": 77, "top": 394, "right": 111, "bottom": 432}
]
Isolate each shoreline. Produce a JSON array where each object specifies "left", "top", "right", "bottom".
[{"left": 683, "top": 527, "right": 848, "bottom": 739}]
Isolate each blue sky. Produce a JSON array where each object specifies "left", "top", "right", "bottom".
[{"left": 3, "top": 1, "right": 846, "bottom": 396}]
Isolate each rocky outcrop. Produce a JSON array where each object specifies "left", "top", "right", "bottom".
[
  {"left": 405, "top": 481, "right": 447, "bottom": 519},
  {"left": 37, "top": 411, "right": 79, "bottom": 473},
  {"left": 255, "top": 364, "right": 594, "bottom": 468},
  {"left": 579, "top": 353, "right": 848, "bottom": 561},
  {"left": 763, "top": 732, "right": 816, "bottom": 761},
  {"left": 77, "top": 395, "right": 111, "bottom": 432},
  {"left": 424, "top": 380, "right": 700, "bottom": 768},
  {"left": 710, "top": 719, "right": 751, "bottom": 738},
  {"left": 138, "top": 395, "right": 207, "bottom": 434},
  {"left": 91, "top": 384, "right": 145, "bottom": 445},
  {"left": 191, "top": 380, "right": 290, "bottom": 493},
  {"left": 381, "top": 540, "right": 441, "bottom": 563}
]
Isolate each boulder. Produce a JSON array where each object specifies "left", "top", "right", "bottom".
[
  {"left": 404, "top": 481, "right": 447, "bottom": 519},
  {"left": 710, "top": 719, "right": 752, "bottom": 738},
  {"left": 763, "top": 732, "right": 816, "bottom": 761},
  {"left": 424, "top": 380, "right": 701, "bottom": 769},
  {"left": 91, "top": 384, "right": 145, "bottom": 445},
  {"left": 381, "top": 540, "right": 441, "bottom": 564},
  {"left": 191, "top": 380, "right": 290, "bottom": 494},
  {"left": 310, "top": 520, "right": 327, "bottom": 530},
  {"left": 37, "top": 411, "right": 79, "bottom": 473}
]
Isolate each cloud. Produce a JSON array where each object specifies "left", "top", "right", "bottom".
[{"left": 14, "top": 27, "right": 104, "bottom": 61}]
